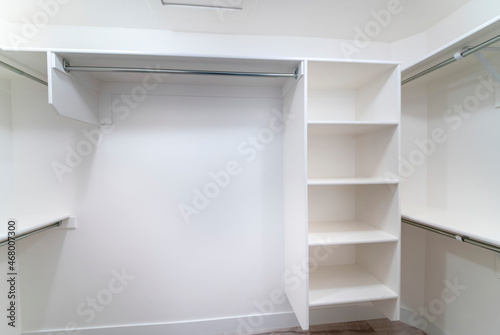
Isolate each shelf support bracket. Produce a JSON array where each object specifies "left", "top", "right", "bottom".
[{"left": 474, "top": 51, "right": 500, "bottom": 83}]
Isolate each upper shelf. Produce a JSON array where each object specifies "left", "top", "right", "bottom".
[
  {"left": 402, "top": 18, "right": 500, "bottom": 85},
  {"left": 402, "top": 204, "right": 500, "bottom": 248},
  {"left": 307, "top": 60, "right": 399, "bottom": 91},
  {"left": 54, "top": 52, "right": 302, "bottom": 88},
  {"left": 308, "top": 178, "right": 399, "bottom": 186},
  {"left": 47, "top": 52, "right": 303, "bottom": 125}
]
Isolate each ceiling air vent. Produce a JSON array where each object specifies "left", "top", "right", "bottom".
[{"left": 161, "top": 0, "right": 243, "bottom": 9}]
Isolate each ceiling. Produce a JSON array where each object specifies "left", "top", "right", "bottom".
[{"left": 0, "top": 0, "right": 471, "bottom": 43}]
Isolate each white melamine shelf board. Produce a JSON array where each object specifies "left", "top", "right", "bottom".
[
  {"left": 0, "top": 51, "right": 47, "bottom": 82},
  {"left": 307, "top": 178, "right": 399, "bottom": 186},
  {"left": 309, "top": 264, "right": 398, "bottom": 307},
  {"left": 307, "top": 61, "right": 398, "bottom": 90},
  {"left": 308, "top": 221, "right": 398, "bottom": 246},
  {"left": 402, "top": 204, "right": 500, "bottom": 248},
  {"left": 307, "top": 122, "right": 398, "bottom": 135},
  {"left": 402, "top": 17, "right": 500, "bottom": 78},
  {"left": 0, "top": 215, "right": 72, "bottom": 243},
  {"left": 56, "top": 52, "right": 301, "bottom": 87}
]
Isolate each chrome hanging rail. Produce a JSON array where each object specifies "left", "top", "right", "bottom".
[
  {"left": 0, "top": 60, "right": 48, "bottom": 86},
  {"left": 401, "top": 33, "right": 500, "bottom": 85},
  {"left": 402, "top": 217, "right": 500, "bottom": 254},
  {"left": 0, "top": 221, "right": 62, "bottom": 247},
  {"left": 62, "top": 59, "right": 300, "bottom": 79}
]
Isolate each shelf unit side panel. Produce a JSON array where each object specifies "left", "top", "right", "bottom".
[
  {"left": 307, "top": 133, "right": 355, "bottom": 179},
  {"left": 356, "top": 185, "right": 400, "bottom": 237},
  {"left": 309, "top": 244, "right": 357, "bottom": 267},
  {"left": 47, "top": 52, "right": 100, "bottom": 125},
  {"left": 283, "top": 75, "right": 309, "bottom": 330},
  {"left": 355, "top": 127, "right": 399, "bottom": 179},
  {"left": 357, "top": 242, "right": 401, "bottom": 301},
  {"left": 307, "top": 90, "right": 356, "bottom": 122},
  {"left": 356, "top": 67, "right": 399, "bottom": 122},
  {"left": 373, "top": 299, "right": 400, "bottom": 321},
  {"left": 308, "top": 186, "right": 356, "bottom": 222},
  {"left": 0, "top": 78, "right": 13, "bottom": 223}
]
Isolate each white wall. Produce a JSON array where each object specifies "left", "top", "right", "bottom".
[
  {"left": 0, "top": 23, "right": 392, "bottom": 62},
  {"left": 0, "top": 78, "right": 20, "bottom": 335},
  {"left": 12, "top": 80, "right": 295, "bottom": 333},
  {"left": 0, "top": 78, "right": 12, "bottom": 218},
  {"left": 401, "top": 51, "right": 500, "bottom": 335}
]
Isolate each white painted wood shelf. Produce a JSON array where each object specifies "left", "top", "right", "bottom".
[
  {"left": 308, "top": 221, "right": 398, "bottom": 246},
  {"left": 309, "top": 264, "right": 398, "bottom": 307},
  {"left": 307, "top": 121, "right": 398, "bottom": 135},
  {"left": 0, "top": 215, "right": 76, "bottom": 245},
  {"left": 307, "top": 178, "right": 399, "bottom": 186},
  {"left": 402, "top": 204, "right": 500, "bottom": 248}
]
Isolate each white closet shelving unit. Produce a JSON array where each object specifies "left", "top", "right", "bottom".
[
  {"left": 3, "top": 50, "right": 403, "bottom": 330},
  {"left": 305, "top": 60, "right": 401, "bottom": 319}
]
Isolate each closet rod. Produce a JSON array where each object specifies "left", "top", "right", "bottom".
[
  {"left": 402, "top": 217, "right": 500, "bottom": 254},
  {"left": 0, "top": 221, "right": 61, "bottom": 247},
  {"left": 401, "top": 33, "right": 500, "bottom": 85},
  {"left": 0, "top": 60, "right": 48, "bottom": 86},
  {"left": 63, "top": 59, "right": 299, "bottom": 79}
]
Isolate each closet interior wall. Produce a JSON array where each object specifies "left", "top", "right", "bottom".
[
  {"left": 0, "top": 53, "right": 307, "bottom": 333},
  {"left": 0, "top": 76, "right": 14, "bottom": 335}
]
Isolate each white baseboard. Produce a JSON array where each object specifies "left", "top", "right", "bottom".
[
  {"left": 399, "top": 307, "right": 449, "bottom": 335},
  {"left": 21, "top": 312, "right": 300, "bottom": 335},
  {"left": 21, "top": 305, "right": 391, "bottom": 335}
]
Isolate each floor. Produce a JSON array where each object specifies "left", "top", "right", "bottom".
[{"left": 239, "top": 318, "right": 427, "bottom": 335}]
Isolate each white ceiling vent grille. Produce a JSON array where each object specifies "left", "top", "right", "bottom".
[{"left": 161, "top": 0, "right": 243, "bottom": 9}]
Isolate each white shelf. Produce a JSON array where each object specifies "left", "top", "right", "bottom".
[
  {"left": 308, "top": 178, "right": 399, "bottom": 186},
  {"left": 402, "top": 17, "right": 500, "bottom": 74},
  {"left": 309, "top": 264, "right": 398, "bottom": 307},
  {"left": 308, "top": 221, "right": 398, "bottom": 246},
  {"left": 307, "top": 121, "right": 398, "bottom": 135},
  {"left": 307, "top": 61, "right": 398, "bottom": 90},
  {"left": 402, "top": 204, "right": 500, "bottom": 248},
  {"left": 0, "top": 215, "right": 75, "bottom": 244}
]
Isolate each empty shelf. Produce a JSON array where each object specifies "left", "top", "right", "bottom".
[
  {"left": 307, "top": 121, "right": 398, "bottom": 135},
  {"left": 308, "top": 178, "right": 399, "bottom": 186},
  {"left": 309, "top": 264, "right": 398, "bottom": 307},
  {"left": 402, "top": 204, "right": 500, "bottom": 250},
  {"left": 308, "top": 221, "right": 398, "bottom": 246}
]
